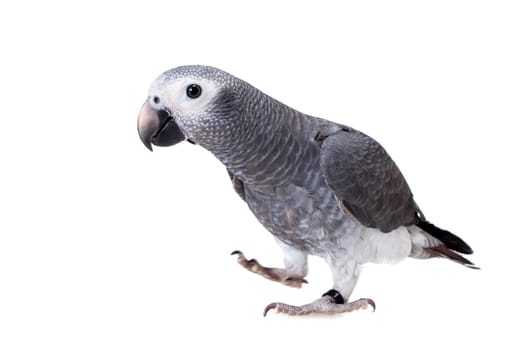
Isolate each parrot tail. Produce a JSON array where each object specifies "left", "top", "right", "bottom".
[
  {"left": 416, "top": 221, "right": 473, "bottom": 254},
  {"left": 409, "top": 221, "right": 479, "bottom": 269},
  {"left": 424, "top": 244, "right": 479, "bottom": 269}
]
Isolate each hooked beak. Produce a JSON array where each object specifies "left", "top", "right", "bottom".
[{"left": 137, "top": 100, "right": 186, "bottom": 151}]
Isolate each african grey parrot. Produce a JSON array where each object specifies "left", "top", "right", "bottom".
[{"left": 137, "top": 65, "right": 476, "bottom": 316}]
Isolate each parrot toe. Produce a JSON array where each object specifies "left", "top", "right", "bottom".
[
  {"left": 263, "top": 296, "right": 375, "bottom": 317},
  {"left": 231, "top": 250, "right": 308, "bottom": 288},
  {"left": 283, "top": 277, "right": 308, "bottom": 288}
]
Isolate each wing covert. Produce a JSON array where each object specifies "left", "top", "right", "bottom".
[{"left": 320, "top": 128, "right": 419, "bottom": 232}]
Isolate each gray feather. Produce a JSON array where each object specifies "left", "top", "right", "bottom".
[
  {"left": 319, "top": 128, "right": 420, "bottom": 232},
  {"left": 227, "top": 170, "right": 246, "bottom": 201}
]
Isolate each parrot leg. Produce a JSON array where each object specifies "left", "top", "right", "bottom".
[
  {"left": 263, "top": 291, "right": 375, "bottom": 316},
  {"left": 231, "top": 250, "right": 308, "bottom": 288},
  {"left": 264, "top": 257, "right": 374, "bottom": 316}
]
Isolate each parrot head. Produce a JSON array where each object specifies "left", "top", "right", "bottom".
[{"left": 137, "top": 65, "right": 248, "bottom": 151}]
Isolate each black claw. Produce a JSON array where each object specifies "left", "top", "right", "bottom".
[
  {"left": 284, "top": 277, "right": 308, "bottom": 284},
  {"left": 367, "top": 298, "right": 376, "bottom": 312},
  {"left": 263, "top": 303, "right": 277, "bottom": 317},
  {"left": 231, "top": 250, "right": 242, "bottom": 256}
]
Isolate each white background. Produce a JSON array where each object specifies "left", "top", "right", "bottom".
[{"left": 1, "top": 0, "right": 524, "bottom": 349}]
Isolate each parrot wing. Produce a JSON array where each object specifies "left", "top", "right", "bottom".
[
  {"left": 227, "top": 169, "right": 246, "bottom": 202},
  {"left": 319, "top": 128, "right": 420, "bottom": 232}
]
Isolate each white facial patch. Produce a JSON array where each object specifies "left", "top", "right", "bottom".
[{"left": 148, "top": 77, "right": 220, "bottom": 116}]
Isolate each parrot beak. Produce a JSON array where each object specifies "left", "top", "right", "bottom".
[{"left": 137, "top": 100, "right": 186, "bottom": 151}]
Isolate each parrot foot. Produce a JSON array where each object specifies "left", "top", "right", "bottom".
[
  {"left": 263, "top": 293, "right": 375, "bottom": 316},
  {"left": 231, "top": 250, "right": 308, "bottom": 288}
]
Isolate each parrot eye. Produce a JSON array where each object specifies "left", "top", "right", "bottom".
[{"left": 186, "top": 84, "right": 202, "bottom": 99}]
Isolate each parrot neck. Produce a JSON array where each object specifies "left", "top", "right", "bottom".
[{"left": 206, "top": 92, "right": 320, "bottom": 187}]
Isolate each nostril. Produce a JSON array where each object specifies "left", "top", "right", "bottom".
[{"left": 153, "top": 96, "right": 160, "bottom": 104}]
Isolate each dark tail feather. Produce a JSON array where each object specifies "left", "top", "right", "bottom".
[
  {"left": 416, "top": 221, "right": 473, "bottom": 255},
  {"left": 425, "top": 245, "right": 479, "bottom": 270}
]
